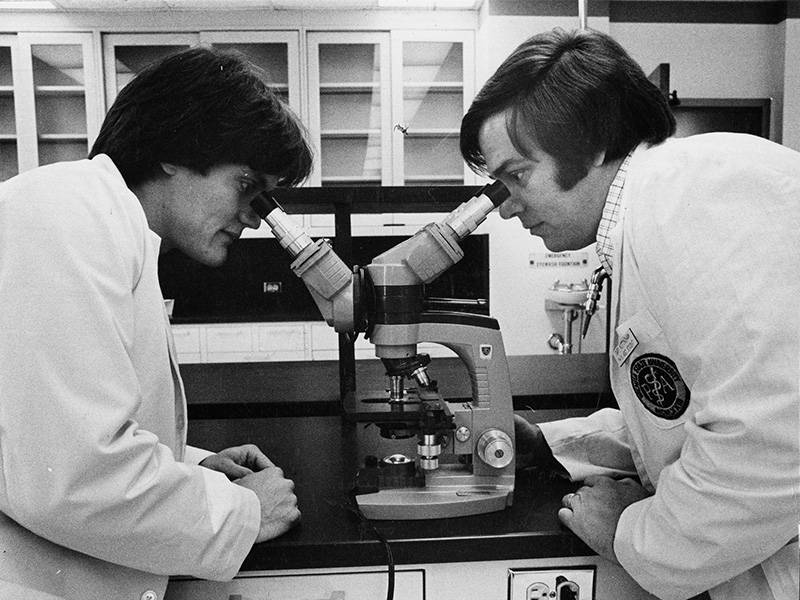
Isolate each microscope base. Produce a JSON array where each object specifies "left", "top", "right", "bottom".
[{"left": 356, "top": 486, "right": 512, "bottom": 520}]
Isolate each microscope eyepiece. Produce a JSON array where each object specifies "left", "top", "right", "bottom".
[
  {"left": 482, "top": 180, "right": 510, "bottom": 207},
  {"left": 250, "top": 193, "right": 282, "bottom": 219}
]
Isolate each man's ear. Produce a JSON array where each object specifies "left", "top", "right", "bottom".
[
  {"left": 593, "top": 150, "right": 606, "bottom": 167},
  {"left": 160, "top": 163, "right": 178, "bottom": 176}
]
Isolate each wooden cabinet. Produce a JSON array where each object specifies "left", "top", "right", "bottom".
[{"left": 10, "top": 32, "right": 102, "bottom": 175}]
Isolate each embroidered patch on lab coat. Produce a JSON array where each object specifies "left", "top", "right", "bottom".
[{"left": 629, "top": 353, "right": 691, "bottom": 420}]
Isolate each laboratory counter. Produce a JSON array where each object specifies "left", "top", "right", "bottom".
[{"left": 185, "top": 413, "right": 592, "bottom": 573}]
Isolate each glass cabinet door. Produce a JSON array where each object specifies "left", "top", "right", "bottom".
[
  {"left": 201, "top": 31, "right": 301, "bottom": 113},
  {"left": 202, "top": 33, "right": 302, "bottom": 240},
  {"left": 0, "top": 36, "right": 19, "bottom": 181},
  {"left": 307, "top": 32, "right": 392, "bottom": 188},
  {"left": 103, "top": 32, "right": 301, "bottom": 115},
  {"left": 102, "top": 33, "right": 197, "bottom": 108},
  {"left": 15, "top": 33, "right": 101, "bottom": 172},
  {"left": 391, "top": 31, "right": 475, "bottom": 186}
]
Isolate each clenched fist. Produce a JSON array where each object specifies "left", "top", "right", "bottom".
[{"left": 235, "top": 462, "right": 301, "bottom": 542}]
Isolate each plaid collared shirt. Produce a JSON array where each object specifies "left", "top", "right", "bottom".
[{"left": 595, "top": 151, "right": 633, "bottom": 276}]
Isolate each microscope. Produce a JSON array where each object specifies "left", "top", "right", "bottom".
[{"left": 252, "top": 182, "right": 515, "bottom": 520}]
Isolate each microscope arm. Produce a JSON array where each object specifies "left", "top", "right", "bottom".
[
  {"left": 367, "top": 181, "right": 509, "bottom": 285},
  {"left": 250, "top": 194, "right": 359, "bottom": 333}
]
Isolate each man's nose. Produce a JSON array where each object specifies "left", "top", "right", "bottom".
[
  {"left": 498, "top": 196, "right": 522, "bottom": 220},
  {"left": 239, "top": 204, "right": 262, "bottom": 229}
]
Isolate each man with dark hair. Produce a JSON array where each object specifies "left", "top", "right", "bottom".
[
  {"left": 462, "top": 28, "right": 798, "bottom": 600},
  {"left": 0, "top": 47, "right": 313, "bottom": 599}
]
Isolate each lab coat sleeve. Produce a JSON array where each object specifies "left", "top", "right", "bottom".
[
  {"left": 0, "top": 171, "right": 260, "bottom": 581},
  {"left": 538, "top": 408, "right": 639, "bottom": 481},
  {"left": 612, "top": 141, "right": 800, "bottom": 600},
  {"left": 184, "top": 445, "right": 216, "bottom": 466}
]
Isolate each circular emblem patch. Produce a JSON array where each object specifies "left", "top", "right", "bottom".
[{"left": 629, "top": 353, "right": 690, "bottom": 420}]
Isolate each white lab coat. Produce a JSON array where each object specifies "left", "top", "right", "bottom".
[
  {"left": 541, "top": 134, "right": 800, "bottom": 600},
  {"left": 0, "top": 156, "right": 260, "bottom": 600}
]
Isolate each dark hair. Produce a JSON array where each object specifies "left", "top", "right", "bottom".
[
  {"left": 460, "top": 28, "right": 675, "bottom": 189},
  {"left": 90, "top": 46, "right": 312, "bottom": 188}
]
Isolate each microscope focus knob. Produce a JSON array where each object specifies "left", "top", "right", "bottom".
[{"left": 476, "top": 429, "right": 514, "bottom": 469}]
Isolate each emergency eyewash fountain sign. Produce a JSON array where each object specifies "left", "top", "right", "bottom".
[{"left": 529, "top": 251, "right": 589, "bottom": 268}]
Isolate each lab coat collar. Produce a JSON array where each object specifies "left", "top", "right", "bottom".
[{"left": 90, "top": 153, "right": 165, "bottom": 254}]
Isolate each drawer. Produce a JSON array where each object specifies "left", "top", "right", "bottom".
[
  {"left": 170, "top": 326, "right": 200, "bottom": 354},
  {"left": 166, "top": 568, "right": 424, "bottom": 600},
  {"left": 205, "top": 350, "right": 307, "bottom": 363},
  {"left": 310, "top": 324, "right": 375, "bottom": 360},
  {"left": 308, "top": 213, "right": 392, "bottom": 229},
  {"left": 310, "top": 323, "right": 340, "bottom": 351},
  {"left": 256, "top": 324, "right": 306, "bottom": 352},
  {"left": 205, "top": 326, "right": 253, "bottom": 353},
  {"left": 389, "top": 212, "right": 448, "bottom": 228},
  {"left": 176, "top": 353, "right": 202, "bottom": 365}
]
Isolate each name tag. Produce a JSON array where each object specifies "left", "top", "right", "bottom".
[{"left": 613, "top": 328, "right": 639, "bottom": 367}]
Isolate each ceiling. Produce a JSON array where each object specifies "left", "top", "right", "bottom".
[
  {"left": 1, "top": 0, "right": 482, "bottom": 10},
  {"left": 0, "top": 0, "right": 782, "bottom": 11}
]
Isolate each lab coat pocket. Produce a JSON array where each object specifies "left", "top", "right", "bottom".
[{"left": 613, "top": 309, "right": 693, "bottom": 430}]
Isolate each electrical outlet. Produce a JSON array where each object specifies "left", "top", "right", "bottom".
[{"left": 508, "top": 567, "right": 595, "bottom": 600}]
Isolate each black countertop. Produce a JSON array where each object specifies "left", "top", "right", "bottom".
[
  {"left": 187, "top": 412, "right": 593, "bottom": 572},
  {"left": 181, "top": 355, "right": 613, "bottom": 416}
]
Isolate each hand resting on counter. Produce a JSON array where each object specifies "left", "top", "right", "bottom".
[
  {"left": 559, "top": 476, "right": 650, "bottom": 564},
  {"left": 515, "top": 417, "right": 652, "bottom": 564},
  {"left": 200, "top": 443, "right": 275, "bottom": 479},
  {"left": 201, "top": 444, "right": 301, "bottom": 543}
]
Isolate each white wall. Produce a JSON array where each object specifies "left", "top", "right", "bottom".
[
  {"left": 611, "top": 21, "right": 786, "bottom": 142},
  {"left": 781, "top": 18, "right": 800, "bottom": 150},
  {"left": 481, "top": 214, "right": 608, "bottom": 358},
  {"left": 476, "top": 13, "right": 609, "bottom": 83}
]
